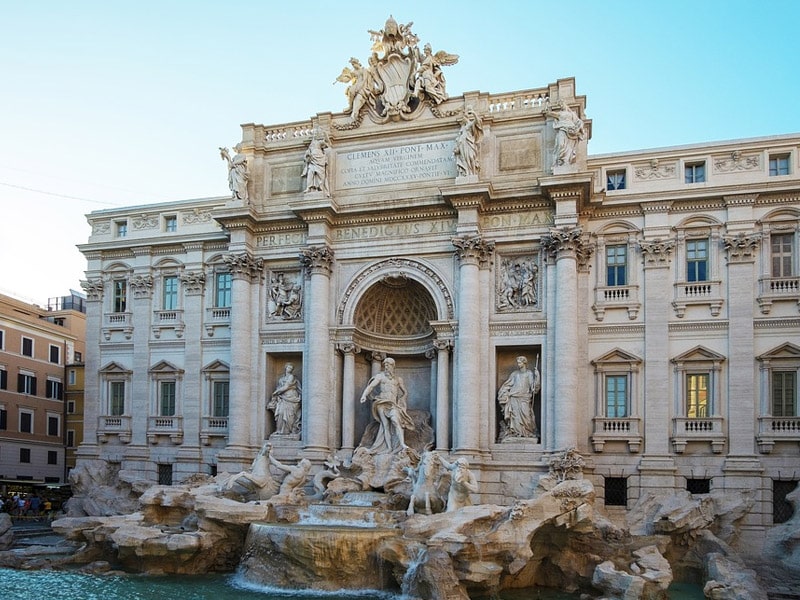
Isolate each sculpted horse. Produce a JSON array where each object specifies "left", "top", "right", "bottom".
[{"left": 405, "top": 450, "right": 449, "bottom": 515}]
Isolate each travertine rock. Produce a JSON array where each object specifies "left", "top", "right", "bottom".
[
  {"left": 703, "top": 552, "right": 767, "bottom": 600},
  {"left": 0, "top": 513, "right": 13, "bottom": 550}
]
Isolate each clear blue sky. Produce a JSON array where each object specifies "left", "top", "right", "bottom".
[{"left": 1, "top": 0, "right": 798, "bottom": 303}]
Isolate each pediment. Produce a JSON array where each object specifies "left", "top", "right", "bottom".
[
  {"left": 148, "top": 360, "right": 184, "bottom": 374},
  {"left": 758, "top": 342, "right": 800, "bottom": 361},
  {"left": 201, "top": 359, "right": 230, "bottom": 374},
  {"left": 672, "top": 345, "right": 726, "bottom": 364},
  {"left": 592, "top": 347, "right": 642, "bottom": 366},
  {"left": 99, "top": 361, "right": 131, "bottom": 374}
]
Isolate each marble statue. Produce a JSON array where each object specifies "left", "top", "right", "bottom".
[
  {"left": 268, "top": 362, "right": 302, "bottom": 436},
  {"left": 223, "top": 441, "right": 278, "bottom": 501},
  {"left": 412, "top": 43, "right": 458, "bottom": 105},
  {"left": 302, "top": 129, "right": 331, "bottom": 196},
  {"left": 269, "top": 447, "right": 312, "bottom": 502},
  {"left": 545, "top": 100, "right": 585, "bottom": 166},
  {"left": 405, "top": 450, "right": 449, "bottom": 515},
  {"left": 440, "top": 456, "right": 478, "bottom": 511},
  {"left": 497, "top": 356, "right": 540, "bottom": 441},
  {"left": 219, "top": 143, "right": 248, "bottom": 202},
  {"left": 454, "top": 107, "right": 483, "bottom": 177},
  {"left": 335, "top": 57, "right": 379, "bottom": 121},
  {"left": 360, "top": 357, "right": 415, "bottom": 453}
]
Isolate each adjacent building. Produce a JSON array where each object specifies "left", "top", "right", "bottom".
[{"left": 75, "top": 20, "right": 799, "bottom": 545}]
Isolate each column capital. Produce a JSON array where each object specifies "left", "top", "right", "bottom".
[
  {"left": 338, "top": 342, "right": 361, "bottom": 355},
  {"left": 129, "top": 274, "right": 154, "bottom": 299},
  {"left": 80, "top": 278, "right": 104, "bottom": 301},
  {"left": 300, "top": 244, "right": 334, "bottom": 276},
  {"left": 223, "top": 251, "right": 264, "bottom": 281},
  {"left": 433, "top": 338, "right": 452, "bottom": 352},
  {"left": 180, "top": 270, "right": 206, "bottom": 295},
  {"left": 452, "top": 234, "right": 494, "bottom": 266},
  {"left": 723, "top": 232, "right": 760, "bottom": 263},
  {"left": 541, "top": 226, "right": 592, "bottom": 266},
  {"left": 639, "top": 238, "right": 675, "bottom": 268}
]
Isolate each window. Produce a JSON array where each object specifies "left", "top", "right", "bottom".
[
  {"left": 685, "top": 161, "right": 705, "bottom": 183},
  {"left": 47, "top": 450, "right": 58, "bottom": 465},
  {"left": 110, "top": 381, "right": 125, "bottom": 416},
  {"left": 21, "top": 337, "right": 33, "bottom": 357},
  {"left": 772, "top": 371, "right": 797, "bottom": 417},
  {"left": 605, "top": 375, "right": 628, "bottom": 418},
  {"left": 0, "top": 329, "right": 4, "bottom": 349},
  {"left": 18, "top": 373, "right": 37, "bottom": 396},
  {"left": 68, "top": 369, "right": 76, "bottom": 386},
  {"left": 19, "top": 410, "right": 33, "bottom": 433},
  {"left": 158, "top": 463, "right": 173, "bottom": 486},
  {"left": 769, "top": 154, "right": 790, "bottom": 176},
  {"left": 67, "top": 400, "right": 76, "bottom": 414},
  {"left": 687, "top": 478, "right": 711, "bottom": 494},
  {"left": 771, "top": 233, "right": 795, "bottom": 278},
  {"left": 213, "top": 381, "right": 230, "bottom": 417},
  {"left": 0, "top": 368, "right": 6, "bottom": 390},
  {"left": 163, "top": 276, "right": 179, "bottom": 310},
  {"left": 164, "top": 215, "right": 177, "bottom": 232},
  {"left": 686, "top": 238, "right": 709, "bottom": 282},
  {"left": 46, "top": 379, "right": 63, "bottom": 400},
  {"left": 606, "top": 245, "right": 627, "bottom": 286},
  {"left": 48, "top": 414, "right": 59, "bottom": 436},
  {"left": 774, "top": 480, "right": 798, "bottom": 524},
  {"left": 67, "top": 430, "right": 75, "bottom": 447},
  {"left": 116, "top": 220, "right": 128, "bottom": 237},
  {"left": 74, "top": 351, "right": 82, "bottom": 363},
  {"left": 606, "top": 169, "right": 626, "bottom": 191},
  {"left": 215, "top": 272, "right": 232, "bottom": 308},
  {"left": 686, "top": 373, "right": 709, "bottom": 418},
  {"left": 20, "top": 448, "right": 31, "bottom": 463},
  {"left": 604, "top": 477, "right": 627, "bottom": 506},
  {"left": 0, "top": 406, "right": 6, "bottom": 430},
  {"left": 113, "top": 280, "right": 127, "bottom": 313},
  {"left": 160, "top": 381, "right": 176, "bottom": 416},
  {"left": 49, "top": 344, "right": 60, "bottom": 364}
]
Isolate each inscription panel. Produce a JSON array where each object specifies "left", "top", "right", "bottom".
[
  {"left": 498, "top": 134, "right": 542, "bottom": 172},
  {"left": 338, "top": 141, "right": 457, "bottom": 189},
  {"left": 271, "top": 164, "right": 303, "bottom": 195}
]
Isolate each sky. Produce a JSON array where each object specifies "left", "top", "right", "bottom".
[{"left": 1, "top": 0, "right": 798, "bottom": 305}]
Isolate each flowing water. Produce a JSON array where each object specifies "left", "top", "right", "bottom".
[{"left": 0, "top": 568, "right": 704, "bottom": 600}]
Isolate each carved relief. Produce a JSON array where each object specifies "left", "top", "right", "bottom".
[
  {"left": 639, "top": 238, "right": 675, "bottom": 266},
  {"left": 267, "top": 271, "right": 303, "bottom": 321},
  {"left": 714, "top": 151, "right": 760, "bottom": 173},
  {"left": 91, "top": 221, "right": 111, "bottom": 235},
  {"left": 129, "top": 274, "right": 154, "bottom": 298},
  {"left": 182, "top": 208, "right": 212, "bottom": 224},
  {"left": 723, "top": 232, "right": 760, "bottom": 262},
  {"left": 131, "top": 214, "right": 158, "bottom": 230},
  {"left": 634, "top": 159, "right": 676, "bottom": 180},
  {"left": 497, "top": 255, "right": 539, "bottom": 311},
  {"left": 80, "top": 278, "right": 104, "bottom": 301},
  {"left": 180, "top": 271, "right": 206, "bottom": 295}
]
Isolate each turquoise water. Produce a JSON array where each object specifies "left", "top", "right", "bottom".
[{"left": 0, "top": 568, "right": 704, "bottom": 599}]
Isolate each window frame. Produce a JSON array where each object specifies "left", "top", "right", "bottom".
[
  {"left": 18, "top": 372, "right": 37, "bottom": 395},
  {"left": 47, "top": 413, "right": 60, "bottom": 437},
  {"left": 215, "top": 271, "right": 232, "bottom": 308},
  {"left": 21, "top": 336, "right": 34, "bottom": 357},
  {"left": 771, "top": 232, "right": 795, "bottom": 278},
  {"left": 606, "top": 168, "right": 627, "bottom": 191},
  {"left": 109, "top": 380, "right": 126, "bottom": 416},
  {"left": 112, "top": 279, "right": 128, "bottom": 313},
  {"left": 684, "top": 160, "right": 706, "bottom": 184},
  {"left": 45, "top": 378, "right": 63, "bottom": 400},
  {"left": 604, "top": 374, "right": 629, "bottom": 418},
  {"left": 49, "top": 344, "right": 61, "bottom": 364},
  {"left": 769, "top": 153, "right": 790, "bottom": 177},
  {"left": 116, "top": 220, "right": 128, "bottom": 237},
  {"left": 686, "top": 238, "right": 710, "bottom": 282},
  {"left": 20, "top": 448, "right": 31, "bottom": 463},
  {"left": 162, "top": 275, "right": 179, "bottom": 311},
  {"left": 771, "top": 370, "right": 797, "bottom": 417},
  {"left": 19, "top": 408, "right": 34, "bottom": 434},
  {"left": 605, "top": 244, "right": 627, "bottom": 287},
  {"left": 212, "top": 380, "right": 230, "bottom": 418},
  {"left": 164, "top": 215, "right": 178, "bottom": 232}
]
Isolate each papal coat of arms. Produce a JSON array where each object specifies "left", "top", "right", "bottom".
[{"left": 334, "top": 16, "right": 458, "bottom": 128}]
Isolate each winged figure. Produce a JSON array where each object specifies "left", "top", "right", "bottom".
[{"left": 412, "top": 43, "right": 458, "bottom": 104}]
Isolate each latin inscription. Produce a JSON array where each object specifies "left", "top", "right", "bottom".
[
  {"left": 480, "top": 212, "right": 554, "bottom": 229},
  {"left": 256, "top": 232, "right": 306, "bottom": 247},
  {"left": 334, "top": 219, "right": 458, "bottom": 241},
  {"left": 338, "top": 141, "right": 457, "bottom": 189}
]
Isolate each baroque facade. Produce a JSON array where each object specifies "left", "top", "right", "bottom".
[{"left": 78, "top": 19, "right": 799, "bottom": 543}]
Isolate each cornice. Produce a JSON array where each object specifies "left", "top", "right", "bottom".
[
  {"left": 754, "top": 318, "right": 800, "bottom": 329},
  {"left": 669, "top": 321, "right": 729, "bottom": 333},
  {"left": 588, "top": 324, "right": 645, "bottom": 336}
]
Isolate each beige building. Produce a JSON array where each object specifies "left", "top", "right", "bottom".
[
  {"left": 0, "top": 292, "right": 86, "bottom": 487},
  {"left": 76, "top": 21, "right": 800, "bottom": 543}
]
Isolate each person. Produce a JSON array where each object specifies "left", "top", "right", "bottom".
[
  {"left": 454, "top": 107, "right": 483, "bottom": 177},
  {"left": 219, "top": 143, "right": 249, "bottom": 202},
  {"left": 497, "top": 356, "right": 540, "bottom": 440},
  {"left": 302, "top": 131, "right": 330, "bottom": 196},
  {"left": 545, "top": 100, "right": 586, "bottom": 166},
  {"left": 440, "top": 456, "right": 479, "bottom": 512},
  {"left": 359, "top": 357, "right": 415, "bottom": 453},
  {"left": 268, "top": 363, "right": 302, "bottom": 435}
]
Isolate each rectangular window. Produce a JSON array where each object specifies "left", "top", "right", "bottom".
[
  {"left": 116, "top": 221, "right": 128, "bottom": 237},
  {"left": 163, "top": 276, "right": 179, "bottom": 310},
  {"left": 67, "top": 400, "right": 76, "bottom": 414},
  {"left": 606, "top": 169, "right": 626, "bottom": 191},
  {"left": 18, "top": 373, "right": 37, "bottom": 396},
  {"left": 687, "top": 478, "right": 711, "bottom": 494},
  {"left": 0, "top": 329, "right": 4, "bottom": 349},
  {"left": 164, "top": 215, "right": 177, "bottom": 232},
  {"left": 158, "top": 463, "right": 173, "bottom": 486},
  {"left": 604, "top": 477, "right": 628, "bottom": 506},
  {"left": 49, "top": 344, "right": 60, "bottom": 364},
  {"left": 213, "top": 381, "right": 230, "bottom": 417},
  {"left": 74, "top": 351, "right": 82, "bottom": 363},
  {"left": 67, "top": 429, "right": 75, "bottom": 447},
  {"left": 113, "top": 280, "right": 127, "bottom": 313},
  {"left": 22, "top": 337, "right": 33, "bottom": 357},
  {"left": 685, "top": 161, "right": 706, "bottom": 183},
  {"left": 160, "top": 381, "right": 176, "bottom": 416},
  {"left": 20, "top": 448, "right": 31, "bottom": 463},
  {"left": 774, "top": 480, "right": 798, "bottom": 524},
  {"left": 772, "top": 371, "right": 797, "bottom": 417},
  {"left": 48, "top": 415, "right": 59, "bottom": 436},
  {"left": 0, "top": 368, "right": 6, "bottom": 390},
  {"left": 686, "top": 239, "right": 709, "bottom": 282},
  {"left": 769, "top": 154, "right": 790, "bottom": 176},
  {"left": 605, "top": 375, "right": 628, "bottom": 418},
  {"left": 47, "top": 450, "right": 58, "bottom": 465},
  {"left": 687, "top": 373, "right": 709, "bottom": 418},
  {"left": 110, "top": 381, "right": 125, "bottom": 416},
  {"left": 771, "top": 233, "right": 794, "bottom": 278},
  {"left": 46, "top": 379, "right": 63, "bottom": 400},
  {"left": 0, "top": 407, "right": 6, "bottom": 430},
  {"left": 68, "top": 369, "right": 76, "bottom": 386},
  {"left": 215, "top": 272, "right": 232, "bottom": 308},
  {"left": 20, "top": 410, "right": 33, "bottom": 433},
  {"left": 606, "top": 245, "right": 627, "bottom": 286}
]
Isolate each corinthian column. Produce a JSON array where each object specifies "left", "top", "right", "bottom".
[
  {"left": 452, "top": 235, "right": 494, "bottom": 455},
  {"left": 300, "top": 245, "right": 334, "bottom": 454},
  {"left": 338, "top": 343, "right": 360, "bottom": 453},
  {"left": 433, "top": 339, "right": 452, "bottom": 451}
]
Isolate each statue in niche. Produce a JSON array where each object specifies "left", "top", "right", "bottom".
[
  {"left": 497, "top": 356, "right": 540, "bottom": 441},
  {"left": 498, "top": 257, "right": 539, "bottom": 310},
  {"left": 222, "top": 441, "right": 278, "bottom": 501},
  {"left": 454, "top": 106, "right": 483, "bottom": 177},
  {"left": 268, "top": 445, "right": 312, "bottom": 502},
  {"left": 359, "top": 357, "right": 415, "bottom": 453},
  {"left": 440, "top": 456, "right": 479, "bottom": 511},
  {"left": 545, "top": 100, "right": 585, "bottom": 166},
  {"left": 412, "top": 43, "right": 458, "bottom": 105},
  {"left": 268, "top": 362, "right": 302, "bottom": 436},
  {"left": 219, "top": 143, "right": 248, "bottom": 202},
  {"left": 268, "top": 272, "right": 302, "bottom": 320},
  {"left": 302, "top": 129, "right": 331, "bottom": 196}
]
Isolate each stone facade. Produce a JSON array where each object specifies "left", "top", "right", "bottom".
[{"left": 77, "top": 21, "right": 800, "bottom": 548}]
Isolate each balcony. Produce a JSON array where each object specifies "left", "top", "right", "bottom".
[
  {"left": 97, "top": 415, "right": 132, "bottom": 444},
  {"left": 152, "top": 309, "right": 185, "bottom": 339},
  {"left": 102, "top": 312, "right": 133, "bottom": 341},
  {"left": 757, "top": 276, "right": 800, "bottom": 314},
  {"left": 200, "top": 416, "right": 229, "bottom": 446},
  {"left": 672, "top": 280, "right": 723, "bottom": 318},
  {"left": 756, "top": 416, "right": 800, "bottom": 453},
  {"left": 671, "top": 416, "right": 725, "bottom": 453},
  {"left": 592, "top": 285, "right": 641, "bottom": 321},
  {"left": 147, "top": 415, "right": 184, "bottom": 445},
  {"left": 205, "top": 307, "right": 231, "bottom": 337},
  {"left": 591, "top": 417, "right": 642, "bottom": 452}
]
